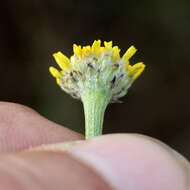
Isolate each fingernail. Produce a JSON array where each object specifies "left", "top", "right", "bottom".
[{"left": 67, "top": 134, "right": 189, "bottom": 190}]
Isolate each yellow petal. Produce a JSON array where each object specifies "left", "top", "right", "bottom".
[
  {"left": 82, "top": 46, "right": 91, "bottom": 55},
  {"left": 56, "top": 77, "right": 61, "bottom": 84},
  {"left": 49, "top": 66, "right": 61, "bottom": 78},
  {"left": 53, "top": 52, "right": 71, "bottom": 71},
  {"left": 126, "top": 60, "right": 130, "bottom": 70},
  {"left": 73, "top": 44, "right": 82, "bottom": 56},
  {"left": 92, "top": 40, "right": 101, "bottom": 54},
  {"left": 123, "top": 46, "right": 137, "bottom": 60},
  {"left": 104, "top": 41, "right": 112, "bottom": 49},
  {"left": 100, "top": 47, "right": 105, "bottom": 53},
  {"left": 112, "top": 46, "right": 120, "bottom": 60},
  {"left": 128, "top": 62, "right": 145, "bottom": 80}
]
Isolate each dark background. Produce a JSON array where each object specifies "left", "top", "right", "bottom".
[{"left": 0, "top": 0, "right": 189, "bottom": 159}]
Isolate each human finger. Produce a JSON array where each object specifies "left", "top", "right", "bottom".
[
  {"left": 0, "top": 102, "right": 83, "bottom": 152},
  {"left": 33, "top": 134, "right": 190, "bottom": 190}
]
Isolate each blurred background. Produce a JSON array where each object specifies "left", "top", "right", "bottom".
[{"left": 0, "top": 0, "right": 189, "bottom": 159}]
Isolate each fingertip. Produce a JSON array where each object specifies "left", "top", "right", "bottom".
[
  {"left": 18, "top": 134, "right": 190, "bottom": 190},
  {"left": 66, "top": 134, "right": 190, "bottom": 190}
]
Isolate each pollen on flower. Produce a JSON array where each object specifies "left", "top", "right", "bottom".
[{"left": 49, "top": 40, "right": 145, "bottom": 101}]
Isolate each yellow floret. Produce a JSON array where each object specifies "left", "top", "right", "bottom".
[
  {"left": 92, "top": 40, "right": 101, "bottom": 54},
  {"left": 82, "top": 46, "right": 91, "bottom": 53},
  {"left": 73, "top": 44, "right": 82, "bottom": 56},
  {"left": 53, "top": 52, "right": 71, "bottom": 71},
  {"left": 128, "top": 62, "right": 145, "bottom": 80},
  {"left": 126, "top": 61, "right": 130, "bottom": 70},
  {"left": 104, "top": 41, "right": 112, "bottom": 49},
  {"left": 56, "top": 78, "right": 61, "bottom": 84},
  {"left": 112, "top": 46, "right": 120, "bottom": 61},
  {"left": 49, "top": 66, "right": 61, "bottom": 78},
  {"left": 123, "top": 46, "right": 137, "bottom": 60}
]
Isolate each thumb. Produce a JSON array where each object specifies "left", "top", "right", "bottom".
[{"left": 33, "top": 134, "right": 190, "bottom": 190}]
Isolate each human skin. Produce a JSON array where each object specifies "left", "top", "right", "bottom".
[{"left": 0, "top": 102, "right": 189, "bottom": 190}]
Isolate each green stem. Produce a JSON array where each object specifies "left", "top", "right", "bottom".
[{"left": 81, "top": 88, "right": 111, "bottom": 139}]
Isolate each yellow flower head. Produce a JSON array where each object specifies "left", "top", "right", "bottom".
[{"left": 49, "top": 40, "right": 145, "bottom": 101}]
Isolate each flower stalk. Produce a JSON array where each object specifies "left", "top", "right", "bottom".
[{"left": 81, "top": 88, "right": 111, "bottom": 139}]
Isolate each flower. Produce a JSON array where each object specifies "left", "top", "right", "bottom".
[
  {"left": 49, "top": 40, "right": 145, "bottom": 102},
  {"left": 49, "top": 40, "right": 145, "bottom": 139}
]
